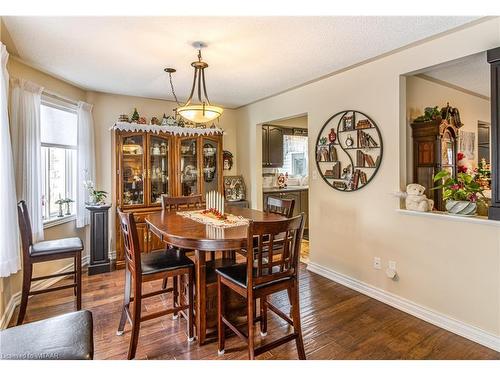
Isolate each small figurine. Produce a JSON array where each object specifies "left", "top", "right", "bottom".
[
  {"left": 328, "top": 128, "right": 336, "bottom": 143},
  {"left": 405, "top": 183, "right": 434, "bottom": 212},
  {"left": 277, "top": 173, "right": 287, "bottom": 188},
  {"left": 161, "top": 113, "right": 168, "bottom": 126},
  {"left": 150, "top": 116, "right": 160, "bottom": 125},
  {"left": 118, "top": 114, "right": 129, "bottom": 123},
  {"left": 166, "top": 115, "right": 176, "bottom": 126},
  {"left": 138, "top": 117, "right": 147, "bottom": 124}
]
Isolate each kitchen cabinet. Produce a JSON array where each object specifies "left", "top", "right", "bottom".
[{"left": 262, "top": 125, "right": 284, "bottom": 167}]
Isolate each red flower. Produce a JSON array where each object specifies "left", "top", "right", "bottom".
[
  {"left": 457, "top": 152, "right": 465, "bottom": 161},
  {"left": 458, "top": 166, "right": 468, "bottom": 173},
  {"left": 468, "top": 193, "right": 478, "bottom": 202}
]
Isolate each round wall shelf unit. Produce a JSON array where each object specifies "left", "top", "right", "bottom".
[{"left": 315, "top": 110, "right": 383, "bottom": 192}]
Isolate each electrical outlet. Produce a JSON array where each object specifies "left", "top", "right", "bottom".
[
  {"left": 389, "top": 261, "right": 397, "bottom": 271},
  {"left": 373, "top": 257, "right": 381, "bottom": 270}
]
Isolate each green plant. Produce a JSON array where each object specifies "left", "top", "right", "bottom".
[
  {"left": 432, "top": 169, "right": 484, "bottom": 202},
  {"left": 415, "top": 106, "right": 441, "bottom": 122}
]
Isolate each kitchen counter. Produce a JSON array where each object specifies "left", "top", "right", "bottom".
[{"left": 262, "top": 186, "right": 309, "bottom": 193}]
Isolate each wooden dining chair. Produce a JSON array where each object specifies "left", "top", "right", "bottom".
[
  {"left": 116, "top": 210, "right": 195, "bottom": 359},
  {"left": 265, "top": 196, "right": 295, "bottom": 218},
  {"left": 160, "top": 194, "right": 207, "bottom": 295},
  {"left": 216, "top": 213, "right": 306, "bottom": 360},
  {"left": 16, "top": 200, "right": 83, "bottom": 326},
  {"left": 161, "top": 194, "right": 202, "bottom": 211}
]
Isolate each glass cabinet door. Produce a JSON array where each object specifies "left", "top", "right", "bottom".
[
  {"left": 179, "top": 138, "right": 199, "bottom": 196},
  {"left": 202, "top": 138, "right": 219, "bottom": 195},
  {"left": 149, "top": 135, "right": 169, "bottom": 204},
  {"left": 121, "top": 135, "right": 145, "bottom": 205},
  {"left": 441, "top": 129, "right": 455, "bottom": 176}
]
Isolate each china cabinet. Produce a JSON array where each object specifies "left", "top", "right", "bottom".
[{"left": 113, "top": 127, "right": 223, "bottom": 267}]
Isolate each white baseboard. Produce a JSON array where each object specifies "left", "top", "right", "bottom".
[
  {"left": 0, "top": 256, "right": 89, "bottom": 330},
  {"left": 306, "top": 261, "right": 500, "bottom": 353}
]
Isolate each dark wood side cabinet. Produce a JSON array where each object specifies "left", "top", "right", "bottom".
[
  {"left": 410, "top": 119, "right": 460, "bottom": 211},
  {"left": 488, "top": 47, "right": 500, "bottom": 220},
  {"left": 262, "top": 125, "right": 284, "bottom": 167},
  {"left": 86, "top": 205, "right": 112, "bottom": 275}
]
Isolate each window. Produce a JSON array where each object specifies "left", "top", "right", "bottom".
[
  {"left": 280, "top": 134, "right": 308, "bottom": 178},
  {"left": 40, "top": 96, "right": 77, "bottom": 222}
]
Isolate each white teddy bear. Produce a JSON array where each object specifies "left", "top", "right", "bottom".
[{"left": 405, "top": 183, "right": 434, "bottom": 212}]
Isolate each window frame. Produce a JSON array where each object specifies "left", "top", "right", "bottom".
[{"left": 40, "top": 93, "right": 78, "bottom": 226}]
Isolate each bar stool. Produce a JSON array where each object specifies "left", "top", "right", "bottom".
[
  {"left": 16, "top": 200, "right": 84, "bottom": 325},
  {"left": 116, "top": 210, "right": 195, "bottom": 359}
]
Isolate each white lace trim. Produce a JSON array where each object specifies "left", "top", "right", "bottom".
[{"left": 110, "top": 122, "right": 224, "bottom": 136}]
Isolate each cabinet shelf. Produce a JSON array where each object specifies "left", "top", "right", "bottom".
[{"left": 338, "top": 127, "right": 375, "bottom": 133}]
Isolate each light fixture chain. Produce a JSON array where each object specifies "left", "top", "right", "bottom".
[{"left": 168, "top": 72, "right": 181, "bottom": 106}]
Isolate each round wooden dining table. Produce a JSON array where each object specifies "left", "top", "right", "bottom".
[{"left": 145, "top": 206, "right": 287, "bottom": 345}]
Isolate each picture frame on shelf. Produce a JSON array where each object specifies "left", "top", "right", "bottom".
[{"left": 343, "top": 112, "right": 355, "bottom": 131}]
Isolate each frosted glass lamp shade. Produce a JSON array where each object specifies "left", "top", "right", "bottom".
[{"left": 177, "top": 104, "right": 223, "bottom": 123}]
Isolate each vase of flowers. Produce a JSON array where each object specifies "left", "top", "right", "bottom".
[{"left": 432, "top": 169, "right": 485, "bottom": 216}]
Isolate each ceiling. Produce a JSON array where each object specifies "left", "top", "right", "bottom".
[
  {"left": 422, "top": 52, "right": 490, "bottom": 98},
  {"left": 2, "top": 16, "right": 481, "bottom": 108}
]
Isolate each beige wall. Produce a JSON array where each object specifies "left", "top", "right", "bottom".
[
  {"left": 86, "top": 91, "right": 239, "bottom": 256},
  {"left": 236, "top": 18, "right": 500, "bottom": 339},
  {"left": 406, "top": 75, "right": 491, "bottom": 182}
]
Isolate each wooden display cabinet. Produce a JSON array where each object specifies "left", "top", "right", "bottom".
[
  {"left": 114, "top": 129, "right": 223, "bottom": 268},
  {"left": 410, "top": 119, "right": 460, "bottom": 211}
]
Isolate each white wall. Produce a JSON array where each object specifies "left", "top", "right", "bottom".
[{"left": 236, "top": 18, "right": 500, "bottom": 343}]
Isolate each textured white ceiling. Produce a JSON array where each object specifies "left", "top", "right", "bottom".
[
  {"left": 3, "top": 16, "right": 480, "bottom": 108},
  {"left": 423, "top": 52, "right": 490, "bottom": 98}
]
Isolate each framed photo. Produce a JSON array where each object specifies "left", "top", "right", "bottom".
[
  {"left": 343, "top": 112, "right": 355, "bottom": 131},
  {"left": 223, "top": 175, "right": 246, "bottom": 201}
]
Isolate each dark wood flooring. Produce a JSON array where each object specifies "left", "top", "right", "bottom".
[{"left": 8, "top": 263, "right": 500, "bottom": 360}]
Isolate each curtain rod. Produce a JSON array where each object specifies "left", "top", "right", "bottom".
[
  {"left": 42, "top": 89, "right": 79, "bottom": 106},
  {"left": 10, "top": 74, "right": 80, "bottom": 106}
]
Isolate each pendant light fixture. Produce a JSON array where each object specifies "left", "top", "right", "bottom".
[{"left": 164, "top": 42, "right": 223, "bottom": 124}]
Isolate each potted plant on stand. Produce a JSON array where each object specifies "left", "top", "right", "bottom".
[
  {"left": 432, "top": 169, "right": 485, "bottom": 216},
  {"left": 84, "top": 179, "right": 108, "bottom": 206}
]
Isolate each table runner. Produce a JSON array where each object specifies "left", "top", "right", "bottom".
[{"left": 176, "top": 210, "right": 249, "bottom": 228}]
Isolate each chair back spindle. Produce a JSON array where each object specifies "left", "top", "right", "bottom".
[{"left": 17, "top": 200, "right": 33, "bottom": 259}]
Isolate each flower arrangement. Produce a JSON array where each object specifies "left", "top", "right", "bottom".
[
  {"left": 202, "top": 208, "right": 227, "bottom": 220},
  {"left": 83, "top": 179, "right": 108, "bottom": 206},
  {"left": 432, "top": 169, "right": 484, "bottom": 203}
]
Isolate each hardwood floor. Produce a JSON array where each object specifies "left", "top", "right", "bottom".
[{"left": 8, "top": 262, "right": 500, "bottom": 360}]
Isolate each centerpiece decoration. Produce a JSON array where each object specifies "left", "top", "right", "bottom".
[
  {"left": 203, "top": 190, "right": 226, "bottom": 220},
  {"left": 176, "top": 190, "right": 249, "bottom": 228},
  {"left": 432, "top": 167, "right": 485, "bottom": 216}
]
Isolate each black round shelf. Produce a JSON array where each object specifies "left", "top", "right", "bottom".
[{"left": 315, "top": 110, "right": 383, "bottom": 192}]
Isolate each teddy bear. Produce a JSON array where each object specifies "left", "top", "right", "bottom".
[{"left": 405, "top": 183, "right": 434, "bottom": 212}]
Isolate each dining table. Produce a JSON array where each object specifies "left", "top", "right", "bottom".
[{"left": 145, "top": 206, "right": 288, "bottom": 345}]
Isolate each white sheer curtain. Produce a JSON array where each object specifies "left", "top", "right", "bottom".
[
  {"left": 76, "top": 101, "right": 96, "bottom": 228},
  {"left": 10, "top": 77, "right": 44, "bottom": 242},
  {"left": 0, "top": 43, "right": 21, "bottom": 277}
]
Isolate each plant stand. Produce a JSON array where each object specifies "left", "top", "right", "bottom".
[{"left": 86, "top": 205, "right": 112, "bottom": 275}]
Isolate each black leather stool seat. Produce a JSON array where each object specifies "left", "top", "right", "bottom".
[
  {"left": 30, "top": 237, "right": 83, "bottom": 257},
  {"left": 141, "top": 249, "right": 194, "bottom": 275},
  {"left": 0, "top": 310, "right": 93, "bottom": 360},
  {"left": 216, "top": 264, "right": 292, "bottom": 290}
]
